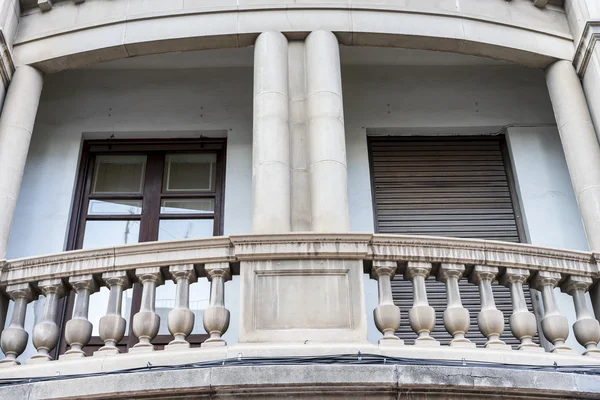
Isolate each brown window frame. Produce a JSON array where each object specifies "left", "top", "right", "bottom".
[{"left": 56, "top": 138, "right": 227, "bottom": 357}]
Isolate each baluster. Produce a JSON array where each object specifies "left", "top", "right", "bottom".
[
  {"left": 499, "top": 268, "right": 543, "bottom": 351},
  {"left": 437, "top": 263, "right": 475, "bottom": 347},
  {"left": 131, "top": 268, "right": 163, "bottom": 352},
  {"left": 532, "top": 271, "right": 575, "bottom": 353},
  {"left": 202, "top": 262, "right": 231, "bottom": 347},
  {"left": 469, "top": 266, "right": 510, "bottom": 350},
  {"left": 561, "top": 275, "right": 600, "bottom": 356},
  {"left": 0, "top": 284, "right": 34, "bottom": 366},
  {"left": 371, "top": 261, "right": 403, "bottom": 345},
  {"left": 96, "top": 271, "right": 131, "bottom": 355},
  {"left": 405, "top": 262, "right": 438, "bottom": 346},
  {"left": 62, "top": 275, "right": 98, "bottom": 358},
  {"left": 166, "top": 264, "right": 197, "bottom": 350},
  {"left": 28, "top": 279, "right": 65, "bottom": 362}
]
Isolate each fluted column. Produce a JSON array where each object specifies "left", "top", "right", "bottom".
[
  {"left": 95, "top": 271, "right": 130, "bottom": 355},
  {"left": 371, "top": 261, "right": 402, "bottom": 345},
  {"left": 561, "top": 276, "right": 600, "bottom": 356},
  {"left": 532, "top": 271, "right": 574, "bottom": 353},
  {"left": 131, "top": 268, "right": 163, "bottom": 352},
  {"left": 500, "top": 268, "right": 543, "bottom": 352},
  {"left": 546, "top": 60, "right": 600, "bottom": 251},
  {"left": 0, "top": 284, "right": 34, "bottom": 366},
  {"left": 62, "top": 275, "right": 98, "bottom": 358},
  {"left": 404, "top": 262, "right": 438, "bottom": 346},
  {"left": 0, "top": 66, "right": 44, "bottom": 259},
  {"left": 305, "top": 30, "right": 350, "bottom": 232},
  {"left": 252, "top": 31, "right": 291, "bottom": 233},
  {"left": 28, "top": 279, "right": 65, "bottom": 362},
  {"left": 469, "top": 266, "right": 510, "bottom": 350},
  {"left": 202, "top": 262, "right": 231, "bottom": 347},
  {"left": 166, "top": 264, "right": 197, "bottom": 350},
  {"left": 437, "top": 264, "right": 475, "bottom": 347}
]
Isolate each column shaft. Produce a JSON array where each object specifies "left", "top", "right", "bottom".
[
  {"left": 252, "top": 31, "right": 291, "bottom": 233},
  {"left": 546, "top": 60, "right": 600, "bottom": 251},
  {"left": 305, "top": 31, "right": 350, "bottom": 232},
  {"left": 0, "top": 65, "right": 44, "bottom": 258}
]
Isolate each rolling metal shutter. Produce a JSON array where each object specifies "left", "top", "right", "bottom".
[{"left": 369, "top": 136, "right": 536, "bottom": 346}]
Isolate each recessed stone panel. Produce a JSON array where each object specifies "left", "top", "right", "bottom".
[{"left": 240, "top": 259, "right": 367, "bottom": 343}]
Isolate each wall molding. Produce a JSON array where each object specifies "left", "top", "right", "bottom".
[{"left": 573, "top": 20, "right": 600, "bottom": 78}]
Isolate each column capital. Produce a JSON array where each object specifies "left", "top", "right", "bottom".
[
  {"left": 437, "top": 263, "right": 465, "bottom": 282},
  {"left": 469, "top": 265, "right": 499, "bottom": 285},
  {"left": 531, "top": 271, "right": 562, "bottom": 290},
  {"left": 371, "top": 260, "right": 397, "bottom": 280},
  {"left": 135, "top": 267, "right": 164, "bottom": 285},
  {"left": 561, "top": 275, "right": 594, "bottom": 294},
  {"left": 37, "top": 279, "right": 66, "bottom": 297},
  {"left": 404, "top": 262, "right": 432, "bottom": 280},
  {"left": 205, "top": 262, "right": 231, "bottom": 281},
  {"left": 169, "top": 264, "right": 197, "bottom": 283},
  {"left": 102, "top": 271, "right": 131, "bottom": 289},
  {"left": 68, "top": 274, "right": 99, "bottom": 293},
  {"left": 499, "top": 267, "right": 530, "bottom": 287},
  {"left": 5, "top": 283, "right": 35, "bottom": 302}
]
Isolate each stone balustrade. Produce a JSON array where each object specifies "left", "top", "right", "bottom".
[{"left": 0, "top": 233, "right": 598, "bottom": 376}]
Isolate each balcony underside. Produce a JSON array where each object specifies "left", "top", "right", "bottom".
[{"left": 0, "top": 362, "right": 598, "bottom": 399}]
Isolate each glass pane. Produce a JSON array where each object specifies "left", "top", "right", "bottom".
[
  {"left": 82, "top": 220, "right": 140, "bottom": 248},
  {"left": 156, "top": 279, "right": 210, "bottom": 335},
  {"left": 158, "top": 219, "right": 214, "bottom": 241},
  {"left": 88, "top": 199, "right": 143, "bottom": 215},
  {"left": 163, "top": 154, "right": 216, "bottom": 192},
  {"left": 160, "top": 199, "right": 214, "bottom": 214},
  {"left": 92, "top": 155, "right": 146, "bottom": 194},
  {"left": 89, "top": 287, "right": 133, "bottom": 336}
]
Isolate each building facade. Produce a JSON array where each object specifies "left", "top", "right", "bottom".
[{"left": 0, "top": 0, "right": 599, "bottom": 398}]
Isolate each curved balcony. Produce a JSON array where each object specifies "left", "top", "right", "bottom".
[
  {"left": 0, "top": 233, "right": 598, "bottom": 398},
  {"left": 13, "top": 0, "right": 573, "bottom": 72}
]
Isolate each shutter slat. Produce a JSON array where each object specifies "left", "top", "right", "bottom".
[{"left": 369, "top": 136, "right": 537, "bottom": 347}]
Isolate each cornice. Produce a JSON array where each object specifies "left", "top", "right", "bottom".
[{"left": 573, "top": 20, "right": 600, "bottom": 78}]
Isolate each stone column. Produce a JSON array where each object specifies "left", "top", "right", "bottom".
[
  {"left": 166, "top": 264, "right": 197, "bottom": 350},
  {"left": 371, "top": 261, "right": 402, "bottom": 345},
  {"left": 131, "top": 268, "right": 163, "bottom": 352},
  {"left": 0, "top": 284, "right": 34, "bottom": 366},
  {"left": 561, "top": 276, "right": 600, "bottom": 356},
  {"left": 305, "top": 30, "right": 350, "bottom": 232},
  {"left": 28, "top": 279, "right": 65, "bottom": 362},
  {"left": 500, "top": 268, "right": 543, "bottom": 352},
  {"left": 546, "top": 60, "right": 600, "bottom": 251},
  {"left": 404, "top": 262, "right": 438, "bottom": 346},
  {"left": 0, "top": 65, "right": 44, "bottom": 259},
  {"left": 252, "top": 31, "right": 291, "bottom": 233},
  {"left": 437, "top": 264, "right": 475, "bottom": 347},
  {"left": 63, "top": 275, "right": 98, "bottom": 358},
  {"left": 202, "top": 262, "right": 231, "bottom": 347},
  {"left": 532, "top": 271, "right": 574, "bottom": 353},
  {"left": 96, "top": 271, "right": 130, "bottom": 355},
  {"left": 469, "top": 266, "right": 510, "bottom": 350}
]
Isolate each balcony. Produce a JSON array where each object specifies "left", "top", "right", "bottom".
[{"left": 0, "top": 233, "right": 599, "bottom": 397}]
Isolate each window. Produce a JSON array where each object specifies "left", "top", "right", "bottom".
[{"left": 58, "top": 139, "right": 226, "bottom": 355}]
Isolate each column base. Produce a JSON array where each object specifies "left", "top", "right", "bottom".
[
  {"left": 201, "top": 338, "right": 226, "bottom": 348},
  {"left": 378, "top": 338, "right": 404, "bottom": 346},
  {"left": 517, "top": 344, "right": 545, "bottom": 352},
  {"left": 93, "top": 347, "right": 121, "bottom": 356},
  {"left": 24, "top": 354, "right": 52, "bottom": 364},
  {"left": 59, "top": 350, "right": 86, "bottom": 360},
  {"left": 129, "top": 344, "right": 155, "bottom": 353},
  {"left": 165, "top": 340, "right": 191, "bottom": 351}
]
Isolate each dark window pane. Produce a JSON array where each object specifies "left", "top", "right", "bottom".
[
  {"left": 92, "top": 155, "right": 146, "bottom": 194},
  {"left": 163, "top": 154, "right": 216, "bottom": 192}
]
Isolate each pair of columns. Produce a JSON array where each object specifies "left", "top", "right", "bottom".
[
  {"left": 252, "top": 31, "right": 350, "bottom": 234},
  {"left": 0, "top": 34, "right": 600, "bottom": 325}
]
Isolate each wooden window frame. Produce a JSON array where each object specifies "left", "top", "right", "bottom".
[{"left": 56, "top": 138, "right": 227, "bottom": 357}]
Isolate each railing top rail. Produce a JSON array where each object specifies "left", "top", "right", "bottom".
[{"left": 0, "top": 233, "right": 597, "bottom": 286}]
